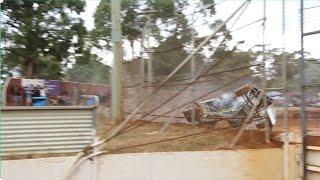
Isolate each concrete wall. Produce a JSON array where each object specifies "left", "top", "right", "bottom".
[{"left": 3, "top": 148, "right": 299, "bottom": 180}]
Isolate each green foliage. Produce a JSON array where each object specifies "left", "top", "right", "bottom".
[
  {"left": 91, "top": 0, "right": 144, "bottom": 49},
  {"left": 221, "top": 51, "right": 252, "bottom": 69},
  {"left": 242, "top": 49, "right": 318, "bottom": 90},
  {"left": 152, "top": 34, "right": 203, "bottom": 76},
  {"left": 37, "top": 55, "right": 61, "bottom": 79},
  {"left": 211, "top": 51, "right": 255, "bottom": 83},
  {"left": 66, "top": 62, "right": 111, "bottom": 84},
  {"left": 91, "top": 0, "right": 112, "bottom": 48},
  {"left": 66, "top": 50, "right": 111, "bottom": 84},
  {"left": 256, "top": 49, "right": 300, "bottom": 89},
  {"left": 122, "top": 0, "right": 142, "bottom": 42},
  {"left": 91, "top": 0, "right": 197, "bottom": 49},
  {"left": 305, "top": 61, "right": 320, "bottom": 84},
  {"left": 2, "top": 0, "right": 87, "bottom": 78},
  {"left": 146, "top": 0, "right": 175, "bottom": 17}
]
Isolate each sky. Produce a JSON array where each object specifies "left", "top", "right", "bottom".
[{"left": 81, "top": 0, "right": 320, "bottom": 66}]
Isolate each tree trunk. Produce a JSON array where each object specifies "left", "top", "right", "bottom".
[
  {"left": 130, "top": 40, "right": 134, "bottom": 60},
  {"left": 26, "top": 58, "right": 35, "bottom": 78}
]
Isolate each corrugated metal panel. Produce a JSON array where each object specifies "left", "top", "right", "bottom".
[
  {"left": 307, "top": 145, "right": 320, "bottom": 179},
  {"left": 1, "top": 106, "right": 95, "bottom": 156}
]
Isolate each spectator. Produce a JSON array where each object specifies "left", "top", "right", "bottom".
[
  {"left": 13, "top": 85, "right": 22, "bottom": 106},
  {"left": 57, "top": 90, "right": 71, "bottom": 105},
  {"left": 39, "top": 87, "right": 46, "bottom": 97},
  {"left": 32, "top": 86, "right": 40, "bottom": 97}
]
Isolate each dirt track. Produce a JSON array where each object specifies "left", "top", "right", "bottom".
[
  {"left": 98, "top": 121, "right": 282, "bottom": 154},
  {"left": 273, "top": 107, "right": 320, "bottom": 134},
  {"left": 97, "top": 107, "right": 320, "bottom": 154}
]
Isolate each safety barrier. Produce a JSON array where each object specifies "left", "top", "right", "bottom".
[{"left": 1, "top": 106, "right": 96, "bottom": 156}]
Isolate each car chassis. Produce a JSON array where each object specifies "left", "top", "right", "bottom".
[{"left": 183, "top": 84, "right": 276, "bottom": 129}]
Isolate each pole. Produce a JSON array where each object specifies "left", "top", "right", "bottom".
[
  {"left": 281, "top": 1, "right": 290, "bottom": 180},
  {"left": 161, "top": 28, "right": 197, "bottom": 131},
  {"left": 262, "top": 0, "right": 271, "bottom": 143},
  {"left": 111, "top": 0, "right": 123, "bottom": 123},
  {"left": 299, "top": 0, "right": 307, "bottom": 179},
  {"left": 140, "top": 11, "right": 160, "bottom": 100},
  {"left": 230, "top": 92, "right": 264, "bottom": 147},
  {"left": 140, "top": 36, "right": 145, "bottom": 100},
  {"left": 0, "top": 2, "right": 3, "bottom": 178},
  {"left": 146, "top": 17, "right": 153, "bottom": 84},
  {"left": 191, "top": 28, "right": 196, "bottom": 123}
]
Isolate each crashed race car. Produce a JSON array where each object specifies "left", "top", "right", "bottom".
[{"left": 183, "top": 84, "right": 276, "bottom": 129}]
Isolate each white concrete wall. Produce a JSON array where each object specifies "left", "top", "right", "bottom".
[{"left": 3, "top": 148, "right": 298, "bottom": 180}]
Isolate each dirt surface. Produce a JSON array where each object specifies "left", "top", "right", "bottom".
[
  {"left": 97, "top": 121, "right": 282, "bottom": 154},
  {"left": 96, "top": 107, "right": 320, "bottom": 154},
  {"left": 273, "top": 107, "right": 320, "bottom": 134}
]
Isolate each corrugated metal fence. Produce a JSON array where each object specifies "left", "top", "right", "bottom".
[
  {"left": 1, "top": 106, "right": 95, "bottom": 156},
  {"left": 306, "top": 135, "right": 320, "bottom": 179}
]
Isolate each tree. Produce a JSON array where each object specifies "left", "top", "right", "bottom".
[
  {"left": 2, "top": 0, "right": 87, "bottom": 79},
  {"left": 271, "top": 51, "right": 320, "bottom": 90},
  {"left": 152, "top": 35, "right": 195, "bottom": 76},
  {"left": 91, "top": 0, "right": 217, "bottom": 58},
  {"left": 91, "top": 0, "right": 143, "bottom": 53},
  {"left": 66, "top": 48, "right": 111, "bottom": 84}
]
